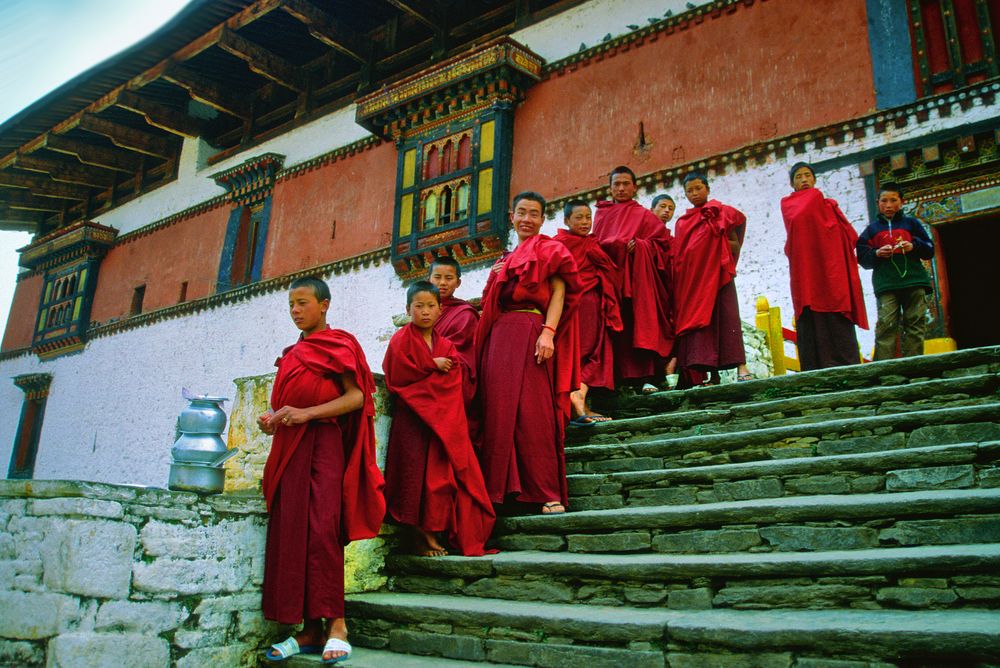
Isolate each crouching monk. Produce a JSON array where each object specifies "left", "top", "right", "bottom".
[{"left": 259, "top": 276, "right": 385, "bottom": 665}]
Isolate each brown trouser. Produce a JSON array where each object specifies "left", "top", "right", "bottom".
[{"left": 874, "top": 287, "right": 927, "bottom": 360}]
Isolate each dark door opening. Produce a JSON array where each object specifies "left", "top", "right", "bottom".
[{"left": 937, "top": 214, "right": 1000, "bottom": 348}]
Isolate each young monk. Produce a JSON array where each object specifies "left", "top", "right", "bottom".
[
  {"left": 477, "top": 191, "right": 582, "bottom": 514},
  {"left": 382, "top": 281, "right": 495, "bottom": 557},
  {"left": 593, "top": 166, "right": 674, "bottom": 394},
  {"left": 673, "top": 173, "right": 752, "bottom": 384},
  {"left": 428, "top": 256, "right": 479, "bottom": 409},
  {"left": 782, "top": 162, "right": 869, "bottom": 369},
  {"left": 651, "top": 194, "right": 676, "bottom": 227},
  {"left": 554, "top": 199, "right": 622, "bottom": 424},
  {"left": 259, "top": 276, "right": 385, "bottom": 665}
]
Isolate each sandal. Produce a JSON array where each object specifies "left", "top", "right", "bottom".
[
  {"left": 737, "top": 373, "right": 754, "bottom": 382},
  {"left": 265, "top": 637, "right": 321, "bottom": 662},
  {"left": 640, "top": 383, "right": 660, "bottom": 395},
  {"left": 322, "top": 637, "right": 352, "bottom": 664},
  {"left": 568, "top": 415, "right": 596, "bottom": 427},
  {"left": 541, "top": 501, "right": 566, "bottom": 514},
  {"left": 585, "top": 412, "right": 613, "bottom": 423}
]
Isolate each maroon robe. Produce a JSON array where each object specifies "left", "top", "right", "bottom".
[
  {"left": 593, "top": 199, "right": 674, "bottom": 380},
  {"left": 476, "top": 234, "right": 582, "bottom": 505},
  {"left": 434, "top": 296, "right": 480, "bottom": 406},
  {"left": 554, "top": 229, "right": 622, "bottom": 390},
  {"left": 673, "top": 200, "right": 748, "bottom": 370},
  {"left": 382, "top": 324, "right": 496, "bottom": 556},
  {"left": 261, "top": 327, "right": 385, "bottom": 624}
]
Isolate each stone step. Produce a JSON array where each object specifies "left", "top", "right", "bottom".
[
  {"left": 385, "top": 544, "right": 1000, "bottom": 611},
  {"left": 592, "top": 346, "right": 1000, "bottom": 419},
  {"left": 345, "top": 592, "right": 1000, "bottom": 665},
  {"left": 567, "top": 373, "right": 1000, "bottom": 447},
  {"left": 566, "top": 442, "right": 1000, "bottom": 511},
  {"left": 565, "top": 402, "right": 1000, "bottom": 474},
  {"left": 287, "top": 646, "right": 523, "bottom": 667},
  {"left": 494, "top": 488, "right": 1000, "bottom": 554}
]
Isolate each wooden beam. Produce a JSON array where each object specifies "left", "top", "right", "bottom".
[
  {"left": 43, "top": 135, "right": 144, "bottom": 174},
  {"left": 77, "top": 114, "right": 175, "bottom": 159},
  {"left": 0, "top": 190, "right": 65, "bottom": 212},
  {"left": 383, "top": 0, "right": 439, "bottom": 30},
  {"left": 162, "top": 63, "right": 253, "bottom": 120},
  {"left": 0, "top": 207, "right": 43, "bottom": 231},
  {"left": 283, "top": 0, "right": 368, "bottom": 63},
  {"left": 217, "top": 27, "right": 307, "bottom": 92},
  {"left": 0, "top": 172, "right": 90, "bottom": 201},
  {"left": 115, "top": 90, "right": 204, "bottom": 138},
  {"left": 15, "top": 154, "right": 116, "bottom": 189}
]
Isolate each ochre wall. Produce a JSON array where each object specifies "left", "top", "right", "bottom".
[
  {"left": 263, "top": 142, "right": 397, "bottom": 278},
  {"left": 2, "top": 273, "right": 43, "bottom": 351},
  {"left": 510, "top": 0, "right": 876, "bottom": 198},
  {"left": 90, "top": 205, "right": 230, "bottom": 322}
]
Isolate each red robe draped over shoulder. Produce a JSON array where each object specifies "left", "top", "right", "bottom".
[
  {"left": 434, "top": 296, "right": 480, "bottom": 405},
  {"left": 592, "top": 199, "right": 674, "bottom": 358},
  {"left": 382, "top": 324, "right": 495, "bottom": 556},
  {"left": 554, "top": 229, "right": 622, "bottom": 390},
  {"left": 781, "top": 187, "right": 869, "bottom": 329},
  {"left": 673, "top": 200, "right": 747, "bottom": 336},
  {"left": 476, "top": 234, "right": 582, "bottom": 505},
  {"left": 262, "top": 327, "right": 385, "bottom": 543}
]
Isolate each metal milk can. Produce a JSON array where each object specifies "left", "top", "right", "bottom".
[{"left": 168, "top": 390, "right": 237, "bottom": 494}]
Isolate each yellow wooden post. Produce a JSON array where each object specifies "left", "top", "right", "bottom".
[{"left": 756, "top": 296, "right": 787, "bottom": 375}]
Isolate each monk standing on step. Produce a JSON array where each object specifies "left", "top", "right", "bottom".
[
  {"left": 382, "top": 280, "right": 495, "bottom": 557},
  {"left": 781, "top": 162, "right": 868, "bottom": 369},
  {"left": 429, "top": 255, "right": 480, "bottom": 425},
  {"left": 259, "top": 276, "right": 385, "bottom": 665}
]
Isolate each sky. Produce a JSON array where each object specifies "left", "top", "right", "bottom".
[{"left": 0, "top": 0, "right": 193, "bottom": 337}]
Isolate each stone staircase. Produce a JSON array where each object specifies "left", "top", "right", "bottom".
[{"left": 300, "top": 346, "right": 1000, "bottom": 667}]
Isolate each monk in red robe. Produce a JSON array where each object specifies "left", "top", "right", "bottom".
[
  {"left": 782, "top": 162, "right": 868, "bottom": 369},
  {"left": 259, "top": 276, "right": 385, "bottom": 664},
  {"left": 428, "top": 256, "right": 480, "bottom": 408},
  {"left": 477, "top": 191, "right": 582, "bottom": 514},
  {"left": 383, "top": 280, "right": 495, "bottom": 557},
  {"left": 593, "top": 166, "right": 674, "bottom": 392},
  {"left": 673, "top": 173, "right": 751, "bottom": 383},
  {"left": 554, "top": 199, "right": 621, "bottom": 424}
]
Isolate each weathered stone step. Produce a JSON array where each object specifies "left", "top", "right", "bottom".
[
  {"left": 386, "top": 544, "right": 1000, "bottom": 611},
  {"left": 593, "top": 345, "right": 1000, "bottom": 419},
  {"left": 494, "top": 488, "right": 1000, "bottom": 554},
  {"left": 287, "top": 646, "right": 523, "bottom": 667},
  {"left": 568, "top": 373, "right": 1000, "bottom": 447},
  {"left": 346, "top": 592, "right": 1000, "bottom": 665},
  {"left": 566, "top": 442, "right": 1000, "bottom": 510},
  {"left": 565, "top": 403, "right": 1000, "bottom": 474}
]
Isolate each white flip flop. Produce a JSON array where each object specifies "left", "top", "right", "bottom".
[{"left": 322, "top": 637, "right": 352, "bottom": 664}]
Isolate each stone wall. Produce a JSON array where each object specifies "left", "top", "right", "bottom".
[{"left": 0, "top": 479, "right": 385, "bottom": 668}]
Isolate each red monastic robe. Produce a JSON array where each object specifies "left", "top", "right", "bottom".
[
  {"left": 434, "top": 296, "right": 480, "bottom": 406},
  {"left": 672, "top": 200, "right": 747, "bottom": 336},
  {"left": 592, "top": 199, "right": 674, "bottom": 378},
  {"left": 382, "top": 324, "right": 495, "bottom": 556},
  {"left": 261, "top": 327, "right": 385, "bottom": 623},
  {"left": 476, "top": 234, "right": 582, "bottom": 505},
  {"left": 781, "top": 188, "right": 869, "bottom": 329},
  {"left": 554, "top": 229, "right": 623, "bottom": 390}
]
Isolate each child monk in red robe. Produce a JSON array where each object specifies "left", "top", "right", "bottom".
[
  {"left": 477, "top": 191, "right": 582, "bottom": 514},
  {"left": 673, "top": 173, "right": 752, "bottom": 384},
  {"left": 382, "top": 281, "right": 495, "bottom": 557},
  {"left": 258, "top": 276, "right": 385, "bottom": 665},
  {"left": 782, "top": 162, "right": 868, "bottom": 369},
  {"left": 593, "top": 166, "right": 674, "bottom": 393},
  {"left": 428, "top": 256, "right": 480, "bottom": 409},
  {"left": 554, "top": 199, "right": 622, "bottom": 424}
]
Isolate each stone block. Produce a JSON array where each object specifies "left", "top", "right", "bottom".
[
  {"left": 713, "top": 584, "right": 868, "bottom": 609},
  {"left": 584, "top": 457, "right": 663, "bottom": 473},
  {"left": 623, "top": 585, "right": 666, "bottom": 604},
  {"left": 627, "top": 487, "right": 698, "bottom": 506},
  {"left": 667, "top": 652, "right": 792, "bottom": 668},
  {"left": 567, "top": 531, "right": 650, "bottom": 553},
  {"left": 487, "top": 626, "right": 541, "bottom": 642},
  {"left": 713, "top": 478, "right": 783, "bottom": 501},
  {"left": 667, "top": 588, "right": 714, "bottom": 609},
  {"left": 0, "top": 640, "right": 43, "bottom": 667},
  {"left": 795, "top": 659, "right": 895, "bottom": 668},
  {"left": 570, "top": 496, "right": 623, "bottom": 511},
  {"left": 885, "top": 465, "right": 975, "bottom": 491},
  {"left": 95, "top": 600, "right": 187, "bottom": 634},
  {"left": 140, "top": 518, "right": 264, "bottom": 560},
  {"left": 485, "top": 638, "right": 664, "bottom": 668},
  {"left": 175, "top": 644, "right": 253, "bottom": 668},
  {"left": 391, "top": 575, "right": 463, "bottom": 595},
  {"left": 0, "top": 591, "right": 79, "bottom": 639},
  {"left": 484, "top": 639, "right": 534, "bottom": 665},
  {"left": 653, "top": 529, "right": 761, "bottom": 554},
  {"left": 566, "top": 477, "right": 605, "bottom": 496},
  {"left": 494, "top": 534, "right": 565, "bottom": 551},
  {"left": 879, "top": 517, "right": 1000, "bottom": 546},
  {"left": 30, "top": 498, "right": 123, "bottom": 520},
  {"left": 193, "top": 592, "right": 262, "bottom": 616},
  {"left": 784, "top": 475, "right": 850, "bottom": 495},
  {"left": 237, "top": 609, "right": 278, "bottom": 639},
  {"left": 41, "top": 520, "right": 136, "bottom": 599},
  {"left": 980, "top": 468, "right": 1000, "bottom": 488},
  {"left": 173, "top": 629, "right": 227, "bottom": 649},
  {"left": 816, "top": 433, "right": 905, "bottom": 456},
  {"left": 133, "top": 557, "right": 251, "bottom": 595},
  {"left": 46, "top": 633, "right": 169, "bottom": 668},
  {"left": 876, "top": 586, "right": 958, "bottom": 608},
  {"left": 907, "top": 422, "right": 1000, "bottom": 447},
  {"left": 759, "top": 526, "right": 878, "bottom": 551},
  {"left": 389, "top": 629, "right": 485, "bottom": 661},
  {"left": 849, "top": 476, "right": 885, "bottom": 493},
  {"left": 956, "top": 586, "right": 1000, "bottom": 602},
  {"left": 464, "top": 577, "right": 574, "bottom": 603}
]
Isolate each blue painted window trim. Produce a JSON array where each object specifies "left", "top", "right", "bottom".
[
  {"left": 216, "top": 195, "right": 273, "bottom": 293},
  {"left": 866, "top": 0, "right": 918, "bottom": 108}
]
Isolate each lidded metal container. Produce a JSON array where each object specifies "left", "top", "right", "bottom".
[{"left": 168, "top": 392, "right": 236, "bottom": 494}]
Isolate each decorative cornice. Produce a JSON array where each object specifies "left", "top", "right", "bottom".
[
  {"left": 543, "top": 78, "right": 1000, "bottom": 217},
  {"left": 211, "top": 152, "right": 285, "bottom": 205},
  {"left": 13, "top": 373, "right": 53, "bottom": 400},
  {"left": 0, "top": 347, "right": 32, "bottom": 361},
  {"left": 86, "top": 247, "right": 391, "bottom": 341},
  {"left": 18, "top": 221, "right": 118, "bottom": 271}
]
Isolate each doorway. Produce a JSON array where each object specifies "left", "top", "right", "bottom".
[{"left": 936, "top": 214, "right": 1000, "bottom": 348}]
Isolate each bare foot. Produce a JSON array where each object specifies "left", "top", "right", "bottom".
[
  {"left": 541, "top": 501, "right": 566, "bottom": 514},
  {"left": 569, "top": 389, "right": 587, "bottom": 419},
  {"left": 416, "top": 529, "right": 448, "bottom": 557}
]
